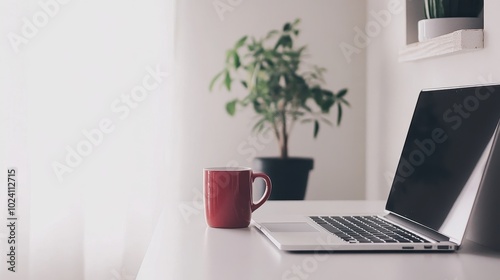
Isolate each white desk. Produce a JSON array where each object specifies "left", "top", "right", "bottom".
[{"left": 137, "top": 201, "right": 500, "bottom": 280}]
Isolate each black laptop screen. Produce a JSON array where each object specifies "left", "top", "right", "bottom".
[{"left": 386, "top": 85, "right": 500, "bottom": 239}]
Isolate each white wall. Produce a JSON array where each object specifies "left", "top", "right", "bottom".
[
  {"left": 366, "top": 0, "right": 500, "bottom": 199},
  {"left": 1, "top": 0, "right": 174, "bottom": 279},
  {"left": 174, "top": 0, "right": 367, "bottom": 200}
]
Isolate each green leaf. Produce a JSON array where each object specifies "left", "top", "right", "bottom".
[
  {"left": 321, "top": 117, "right": 333, "bottom": 126},
  {"left": 292, "top": 18, "right": 301, "bottom": 26},
  {"left": 340, "top": 98, "right": 351, "bottom": 106},
  {"left": 209, "top": 71, "right": 224, "bottom": 92},
  {"left": 234, "top": 36, "right": 247, "bottom": 49},
  {"left": 283, "top": 23, "right": 291, "bottom": 31},
  {"left": 253, "top": 100, "right": 264, "bottom": 113},
  {"left": 283, "top": 51, "right": 300, "bottom": 58},
  {"left": 322, "top": 90, "right": 334, "bottom": 98},
  {"left": 274, "top": 35, "right": 293, "bottom": 50},
  {"left": 224, "top": 71, "right": 231, "bottom": 91},
  {"left": 337, "top": 103, "right": 343, "bottom": 125},
  {"left": 313, "top": 120, "right": 319, "bottom": 138},
  {"left": 254, "top": 47, "right": 264, "bottom": 56},
  {"left": 265, "top": 30, "right": 279, "bottom": 39},
  {"left": 252, "top": 117, "right": 267, "bottom": 133},
  {"left": 312, "top": 87, "right": 323, "bottom": 106},
  {"left": 321, "top": 99, "right": 335, "bottom": 113},
  {"left": 241, "top": 80, "right": 248, "bottom": 89},
  {"left": 226, "top": 99, "right": 237, "bottom": 116},
  {"left": 233, "top": 52, "right": 241, "bottom": 69},
  {"left": 297, "top": 45, "right": 307, "bottom": 54},
  {"left": 264, "top": 58, "right": 275, "bottom": 68},
  {"left": 282, "top": 35, "right": 293, "bottom": 48},
  {"left": 337, "top": 88, "right": 348, "bottom": 98},
  {"left": 225, "top": 50, "right": 233, "bottom": 63},
  {"left": 274, "top": 37, "right": 283, "bottom": 50}
]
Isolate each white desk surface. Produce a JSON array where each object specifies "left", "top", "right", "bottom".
[{"left": 137, "top": 200, "right": 500, "bottom": 280}]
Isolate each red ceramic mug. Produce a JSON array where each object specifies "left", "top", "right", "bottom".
[{"left": 203, "top": 167, "right": 272, "bottom": 228}]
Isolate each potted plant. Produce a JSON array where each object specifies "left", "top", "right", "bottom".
[
  {"left": 418, "top": 0, "right": 483, "bottom": 42},
  {"left": 209, "top": 19, "right": 349, "bottom": 200}
]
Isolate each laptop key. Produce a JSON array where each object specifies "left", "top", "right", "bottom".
[
  {"left": 384, "top": 240, "right": 398, "bottom": 243},
  {"left": 369, "top": 239, "right": 385, "bottom": 243},
  {"left": 358, "top": 239, "right": 372, "bottom": 243},
  {"left": 394, "top": 237, "right": 410, "bottom": 242}
]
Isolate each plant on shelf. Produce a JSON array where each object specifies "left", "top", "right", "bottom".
[
  {"left": 209, "top": 19, "right": 349, "bottom": 200},
  {"left": 419, "top": 0, "right": 484, "bottom": 41},
  {"left": 424, "top": 0, "right": 483, "bottom": 19}
]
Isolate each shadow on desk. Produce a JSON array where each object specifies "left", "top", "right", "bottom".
[{"left": 459, "top": 240, "right": 500, "bottom": 258}]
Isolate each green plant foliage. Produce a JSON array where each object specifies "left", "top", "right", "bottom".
[
  {"left": 424, "top": 0, "right": 483, "bottom": 19},
  {"left": 209, "top": 19, "right": 349, "bottom": 158}
]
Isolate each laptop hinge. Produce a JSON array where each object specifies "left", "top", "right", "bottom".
[{"left": 384, "top": 213, "right": 450, "bottom": 242}]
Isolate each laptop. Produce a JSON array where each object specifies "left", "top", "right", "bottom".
[{"left": 253, "top": 84, "right": 500, "bottom": 251}]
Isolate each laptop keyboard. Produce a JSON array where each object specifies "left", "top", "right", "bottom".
[{"left": 310, "top": 216, "right": 430, "bottom": 244}]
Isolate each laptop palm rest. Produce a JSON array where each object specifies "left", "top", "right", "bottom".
[{"left": 262, "top": 223, "right": 319, "bottom": 233}]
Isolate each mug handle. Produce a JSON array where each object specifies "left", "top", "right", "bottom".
[{"left": 251, "top": 172, "right": 272, "bottom": 212}]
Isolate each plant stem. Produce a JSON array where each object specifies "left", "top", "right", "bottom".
[
  {"left": 271, "top": 120, "right": 281, "bottom": 149},
  {"left": 280, "top": 110, "right": 288, "bottom": 158}
]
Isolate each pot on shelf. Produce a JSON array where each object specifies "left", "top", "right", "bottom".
[
  {"left": 418, "top": 0, "right": 483, "bottom": 42},
  {"left": 253, "top": 157, "right": 313, "bottom": 200}
]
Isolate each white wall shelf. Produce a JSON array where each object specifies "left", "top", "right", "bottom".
[{"left": 399, "top": 29, "right": 484, "bottom": 62}]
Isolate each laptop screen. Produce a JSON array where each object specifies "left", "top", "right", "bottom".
[{"left": 386, "top": 85, "right": 500, "bottom": 242}]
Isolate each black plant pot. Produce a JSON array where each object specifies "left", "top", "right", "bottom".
[{"left": 253, "top": 157, "right": 314, "bottom": 200}]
